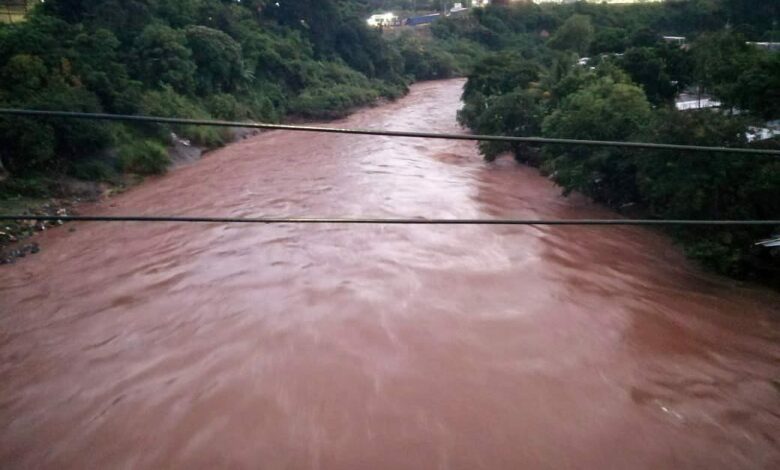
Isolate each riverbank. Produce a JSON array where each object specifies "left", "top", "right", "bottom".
[{"left": 0, "top": 92, "right": 411, "bottom": 264}]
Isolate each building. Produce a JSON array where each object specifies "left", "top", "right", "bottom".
[
  {"left": 747, "top": 42, "right": 780, "bottom": 52},
  {"left": 757, "top": 238, "right": 780, "bottom": 248},
  {"left": 451, "top": 3, "right": 468, "bottom": 14},
  {"left": 0, "top": 0, "right": 34, "bottom": 24},
  {"left": 746, "top": 126, "right": 780, "bottom": 143},
  {"left": 675, "top": 91, "right": 722, "bottom": 111},
  {"left": 663, "top": 36, "right": 687, "bottom": 46},
  {"left": 367, "top": 12, "right": 400, "bottom": 28}
]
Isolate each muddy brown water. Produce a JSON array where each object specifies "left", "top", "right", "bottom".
[{"left": 1, "top": 79, "right": 779, "bottom": 469}]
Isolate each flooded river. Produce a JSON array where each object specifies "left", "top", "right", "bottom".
[{"left": 1, "top": 79, "right": 779, "bottom": 469}]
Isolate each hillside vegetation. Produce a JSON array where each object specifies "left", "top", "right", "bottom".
[
  {"left": 0, "top": 0, "right": 467, "bottom": 184},
  {"left": 0, "top": 0, "right": 778, "bottom": 284},
  {"left": 451, "top": 0, "right": 779, "bottom": 282}
]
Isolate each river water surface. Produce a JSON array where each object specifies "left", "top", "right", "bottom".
[{"left": 1, "top": 79, "right": 779, "bottom": 469}]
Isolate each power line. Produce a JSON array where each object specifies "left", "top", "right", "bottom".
[
  {"left": 1, "top": 215, "right": 778, "bottom": 226},
  {"left": 1, "top": 109, "right": 779, "bottom": 157}
]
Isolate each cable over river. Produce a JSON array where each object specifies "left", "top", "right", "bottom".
[{"left": 1, "top": 79, "right": 779, "bottom": 469}]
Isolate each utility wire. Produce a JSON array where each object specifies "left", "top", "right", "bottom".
[
  {"left": 1, "top": 110, "right": 777, "bottom": 228},
  {"left": 1, "top": 215, "right": 778, "bottom": 226},
  {"left": 1, "top": 109, "right": 779, "bottom": 156}
]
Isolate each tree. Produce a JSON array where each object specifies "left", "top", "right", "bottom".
[
  {"left": 462, "top": 52, "right": 540, "bottom": 102},
  {"left": 691, "top": 31, "right": 758, "bottom": 109},
  {"left": 72, "top": 28, "right": 133, "bottom": 111},
  {"left": 132, "top": 24, "right": 197, "bottom": 94},
  {"left": 472, "top": 88, "right": 546, "bottom": 163},
  {"left": 548, "top": 14, "right": 594, "bottom": 57},
  {"left": 636, "top": 109, "right": 778, "bottom": 276},
  {"left": 732, "top": 51, "right": 780, "bottom": 120},
  {"left": 541, "top": 76, "right": 652, "bottom": 204},
  {"left": 185, "top": 25, "right": 244, "bottom": 94},
  {"left": 0, "top": 85, "right": 111, "bottom": 175},
  {"left": 40, "top": 0, "right": 89, "bottom": 23},
  {"left": 619, "top": 47, "right": 676, "bottom": 104},
  {"left": 591, "top": 27, "right": 627, "bottom": 54},
  {"left": 0, "top": 54, "right": 48, "bottom": 101}
]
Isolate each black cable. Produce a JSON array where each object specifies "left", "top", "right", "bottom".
[
  {"left": 1, "top": 215, "right": 778, "bottom": 226},
  {"left": 1, "top": 109, "right": 779, "bottom": 156}
]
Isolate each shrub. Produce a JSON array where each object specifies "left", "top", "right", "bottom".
[
  {"left": 204, "top": 94, "right": 246, "bottom": 120},
  {"left": 185, "top": 26, "right": 244, "bottom": 94},
  {"left": 0, "top": 117, "right": 56, "bottom": 176},
  {"left": 118, "top": 140, "right": 171, "bottom": 175},
  {"left": 132, "top": 24, "right": 196, "bottom": 94},
  {"left": 290, "top": 84, "right": 379, "bottom": 119},
  {"left": 68, "top": 158, "right": 117, "bottom": 181},
  {"left": 0, "top": 176, "right": 56, "bottom": 198},
  {"left": 137, "top": 87, "right": 229, "bottom": 147}
]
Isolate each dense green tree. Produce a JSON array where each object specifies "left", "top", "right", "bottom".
[
  {"left": 131, "top": 24, "right": 197, "bottom": 94},
  {"left": 462, "top": 53, "right": 540, "bottom": 102},
  {"left": 690, "top": 31, "right": 758, "bottom": 109},
  {"left": 541, "top": 75, "right": 652, "bottom": 205},
  {"left": 468, "top": 88, "right": 546, "bottom": 163},
  {"left": 548, "top": 14, "right": 593, "bottom": 56},
  {"left": 72, "top": 28, "right": 134, "bottom": 111},
  {"left": 636, "top": 110, "right": 778, "bottom": 276},
  {"left": 619, "top": 47, "right": 676, "bottom": 104},
  {"left": 396, "top": 33, "right": 457, "bottom": 80},
  {"left": 731, "top": 51, "right": 780, "bottom": 120},
  {"left": 0, "top": 54, "right": 48, "bottom": 100},
  {"left": 185, "top": 26, "right": 244, "bottom": 94},
  {"left": 0, "top": 85, "right": 111, "bottom": 175},
  {"left": 591, "top": 27, "right": 627, "bottom": 54}
]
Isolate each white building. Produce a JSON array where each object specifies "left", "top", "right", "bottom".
[
  {"left": 746, "top": 126, "right": 780, "bottom": 143},
  {"left": 367, "top": 12, "right": 399, "bottom": 28},
  {"left": 451, "top": 3, "right": 468, "bottom": 13},
  {"left": 675, "top": 97, "right": 722, "bottom": 111}
]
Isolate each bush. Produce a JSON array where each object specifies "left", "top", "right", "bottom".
[
  {"left": 184, "top": 26, "right": 244, "bottom": 94},
  {"left": 290, "top": 84, "right": 379, "bottom": 119},
  {"left": 118, "top": 140, "right": 171, "bottom": 175},
  {"left": 243, "top": 83, "right": 287, "bottom": 122},
  {"left": 132, "top": 24, "right": 196, "bottom": 94},
  {"left": 396, "top": 34, "right": 459, "bottom": 81},
  {"left": 204, "top": 94, "right": 246, "bottom": 120},
  {"left": 0, "top": 117, "right": 56, "bottom": 176},
  {"left": 137, "top": 87, "right": 229, "bottom": 147},
  {"left": 0, "top": 176, "right": 56, "bottom": 198},
  {"left": 68, "top": 158, "right": 117, "bottom": 181}
]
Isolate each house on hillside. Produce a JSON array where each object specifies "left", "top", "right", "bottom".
[
  {"left": 747, "top": 42, "right": 780, "bottom": 52},
  {"left": 663, "top": 36, "right": 687, "bottom": 47},
  {"left": 746, "top": 126, "right": 780, "bottom": 143},
  {"left": 450, "top": 3, "right": 469, "bottom": 14},
  {"left": 367, "top": 12, "right": 400, "bottom": 29},
  {"left": 675, "top": 90, "right": 722, "bottom": 111},
  {"left": 1, "top": 0, "right": 33, "bottom": 23}
]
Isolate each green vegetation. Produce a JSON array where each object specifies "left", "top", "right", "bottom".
[
  {"left": 455, "top": 0, "right": 779, "bottom": 283},
  {"left": 1, "top": 0, "right": 778, "bottom": 284},
  {"left": 118, "top": 140, "right": 170, "bottom": 176},
  {"left": 0, "top": 0, "right": 443, "bottom": 182},
  {"left": 0, "top": 0, "right": 478, "bottom": 186}
]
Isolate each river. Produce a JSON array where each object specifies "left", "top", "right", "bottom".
[{"left": 1, "top": 79, "right": 779, "bottom": 469}]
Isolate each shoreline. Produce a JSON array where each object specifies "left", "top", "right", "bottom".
[{"left": 0, "top": 88, "right": 422, "bottom": 264}]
